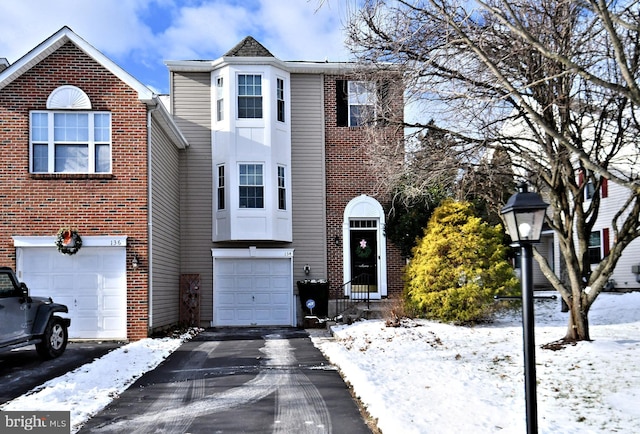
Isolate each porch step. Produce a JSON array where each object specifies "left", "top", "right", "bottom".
[{"left": 331, "top": 299, "right": 393, "bottom": 324}]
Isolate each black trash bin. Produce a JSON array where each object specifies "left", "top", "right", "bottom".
[{"left": 297, "top": 279, "right": 329, "bottom": 317}]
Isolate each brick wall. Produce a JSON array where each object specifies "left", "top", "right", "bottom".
[
  {"left": 0, "top": 42, "right": 149, "bottom": 340},
  {"left": 323, "top": 74, "right": 405, "bottom": 298}
]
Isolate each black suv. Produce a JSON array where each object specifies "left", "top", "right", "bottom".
[{"left": 0, "top": 267, "right": 70, "bottom": 359}]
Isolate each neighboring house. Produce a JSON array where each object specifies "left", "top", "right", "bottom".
[
  {"left": 547, "top": 178, "right": 640, "bottom": 291},
  {"left": 501, "top": 109, "right": 640, "bottom": 292},
  {"left": 0, "top": 27, "right": 188, "bottom": 340},
  {"left": 167, "top": 36, "right": 405, "bottom": 327}
]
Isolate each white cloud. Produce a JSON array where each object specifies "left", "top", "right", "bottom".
[{"left": 0, "top": 0, "right": 352, "bottom": 92}]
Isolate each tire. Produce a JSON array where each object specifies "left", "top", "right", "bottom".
[{"left": 36, "top": 317, "right": 68, "bottom": 360}]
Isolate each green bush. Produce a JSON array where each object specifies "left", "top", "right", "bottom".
[{"left": 403, "top": 199, "right": 519, "bottom": 323}]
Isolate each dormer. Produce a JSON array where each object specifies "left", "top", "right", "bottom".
[{"left": 211, "top": 37, "right": 292, "bottom": 242}]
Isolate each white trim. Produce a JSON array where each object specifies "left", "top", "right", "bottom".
[
  {"left": 0, "top": 27, "right": 154, "bottom": 102},
  {"left": 13, "top": 235, "right": 127, "bottom": 248},
  {"left": 212, "top": 246, "right": 294, "bottom": 259},
  {"left": 342, "top": 195, "right": 388, "bottom": 298}
]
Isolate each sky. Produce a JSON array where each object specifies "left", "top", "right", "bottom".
[
  {"left": 0, "top": 0, "right": 355, "bottom": 94},
  {"left": 3, "top": 291, "right": 639, "bottom": 433}
]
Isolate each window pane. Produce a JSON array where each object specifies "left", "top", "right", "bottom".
[
  {"left": 31, "top": 113, "right": 48, "bottom": 142},
  {"left": 94, "top": 114, "right": 111, "bottom": 142},
  {"left": 32, "top": 144, "right": 48, "bottom": 172},
  {"left": 588, "top": 231, "right": 601, "bottom": 264},
  {"left": 95, "top": 144, "right": 110, "bottom": 172},
  {"left": 54, "top": 113, "right": 89, "bottom": 141},
  {"left": 55, "top": 144, "right": 88, "bottom": 172},
  {"left": 238, "top": 96, "right": 263, "bottom": 118}
]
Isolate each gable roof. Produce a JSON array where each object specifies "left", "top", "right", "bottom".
[
  {"left": 0, "top": 26, "right": 155, "bottom": 102},
  {"left": 224, "top": 36, "right": 274, "bottom": 57}
]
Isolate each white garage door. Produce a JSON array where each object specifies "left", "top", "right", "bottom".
[
  {"left": 18, "top": 246, "right": 127, "bottom": 340},
  {"left": 214, "top": 258, "right": 293, "bottom": 326}
]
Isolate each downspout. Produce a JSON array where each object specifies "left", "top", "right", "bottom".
[{"left": 147, "top": 101, "right": 160, "bottom": 332}]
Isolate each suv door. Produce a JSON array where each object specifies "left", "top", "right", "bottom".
[{"left": 0, "top": 271, "right": 26, "bottom": 343}]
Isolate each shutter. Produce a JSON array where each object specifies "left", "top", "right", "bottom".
[
  {"left": 603, "top": 228, "right": 610, "bottom": 256},
  {"left": 377, "top": 80, "right": 391, "bottom": 125},
  {"left": 601, "top": 177, "right": 608, "bottom": 198},
  {"left": 336, "top": 79, "right": 348, "bottom": 127}
]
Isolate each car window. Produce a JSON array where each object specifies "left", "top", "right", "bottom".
[{"left": 0, "top": 273, "right": 18, "bottom": 297}]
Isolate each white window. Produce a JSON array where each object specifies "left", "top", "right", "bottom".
[
  {"left": 588, "top": 231, "right": 602, "bottom": 264},
  {"left": 348, "top": 81, "right": 375, "bottom": 127},
  {"left": 217, "top": 165, "right": 225, "bottom": 210},
  {"left": 277, "top": 78, "right": 285, "bottom": 122},
  {"left": 31, "top": 85, "right": 110, "bottom": 174},
  {"left": 30, "top": 111, "right": 111, "bottom": 174},
  {"left": 216, "top": 77, "right": 224, "bottom": 122},
  {"left": 277, "top": 165, "right": 286, "bottom": 210},
  {"left": 238, "top": 74, "right": 262, "bottom": 119},
  {"left": 239, "top": 164, "right": 264, "bottom": 208}
]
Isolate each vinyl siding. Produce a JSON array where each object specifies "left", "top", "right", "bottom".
[
  {"left": 588, "top": 182, "right": 640, "bottom": 290},
  {"left": 172, "top": 71, "right": 214, "bottom": 323},
  {"left": 149, "top": 115, "right": 182, "bottom": 329},
  {"left": 290, "top": 74, "right": 328, "bottom": 284}
]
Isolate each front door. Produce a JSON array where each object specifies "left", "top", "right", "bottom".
[{"left": 350, "top": 227, "right": 378, "bottom": 294}]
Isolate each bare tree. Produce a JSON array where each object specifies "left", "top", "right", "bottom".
[{"left": 345, "top": 0, "right": 640, "bottom": 342}]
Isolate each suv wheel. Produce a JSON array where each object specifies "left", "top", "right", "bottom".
[{"left": 36, "top": 317, "right": 68, "bottom": 359}]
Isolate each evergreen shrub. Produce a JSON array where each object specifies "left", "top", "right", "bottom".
[{"left": 403, "top": 199, "right": 519, "bottom": 323}]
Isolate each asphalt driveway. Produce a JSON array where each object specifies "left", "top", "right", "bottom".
[
  {"left": 0, "top": 341, "right": 123, "bottom": 404},
  {"left": 79, "top": 327, "right": 373, "bottom": 433}
]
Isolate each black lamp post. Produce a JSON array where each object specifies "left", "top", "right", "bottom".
[{"left": 501, "top": 183, "right": 549, "bottom": 434}]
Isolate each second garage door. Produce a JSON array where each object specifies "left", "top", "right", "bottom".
[{"left": 213, "top": 257, "right": 294, "bottom": 327}]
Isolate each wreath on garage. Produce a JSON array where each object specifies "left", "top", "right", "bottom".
[{"left": 56, "top": 227, "right": 82, "bottom": 255}]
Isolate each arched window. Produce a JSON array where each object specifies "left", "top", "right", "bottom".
[{"left": 46, "top": 85, "right": 92, "bottom": 109}]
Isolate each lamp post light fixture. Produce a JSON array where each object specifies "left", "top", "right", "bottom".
[{"left": 501, "top": 182, "right": 549, "bottom": 434}]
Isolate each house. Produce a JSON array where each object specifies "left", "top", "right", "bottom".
[
  {"left": 0, "top": 27, "right": 188, "bottom": 340},
  {"left": 547, "top": 179, "right": 640, "bottom": 292},
  {"left": 167, "top": 36, "right": 406, "bottom": 327},
  {"left": 501, "top": 106, "right": 640, "bottom": 293},
  {"left": 0, "top": 28, "right": 405, "bottom": 336}
]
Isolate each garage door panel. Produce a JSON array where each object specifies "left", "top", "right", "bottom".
[
  {"left": 236, "top": 276, "right": 255, "bottom": 290},
  {"left": 254, "top": 294, "right": 270, "bottom": 304},
  {"left": 271, "top": 293, "right": 290, "bottom": 304},
  {"left": 76, "top": 254, "right": 100, "bottom": 269},
  {"left": 213, "top": 257, "right": 293, "bottom": 326}
]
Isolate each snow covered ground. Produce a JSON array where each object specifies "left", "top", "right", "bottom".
[
  {"left": 313, "top": 292, "right": 640, "bottom": 434},
  {"left": 2, "top": 292, "right": 639, "bottom": 434}
]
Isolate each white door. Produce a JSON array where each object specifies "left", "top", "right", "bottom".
[
  {"left": 18, "top": 247, "right": 127, "bottom": 340},
  {"left": 214, "top": 258, "right": 293, "bottom": 326}
]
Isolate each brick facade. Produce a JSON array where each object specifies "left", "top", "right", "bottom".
[
  {"left": 323, "top": 75, "right": 405, "bottom": 298},
  {"left": 0, "top": 42, "right": 149, "bottom": 340}
]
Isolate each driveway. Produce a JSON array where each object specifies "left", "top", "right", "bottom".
[
  {"left": 79, "top": 327, "right": 373, "bottom": 433},
  {"left": 0, "top": 341, "right": 122, "bottom": 404}
]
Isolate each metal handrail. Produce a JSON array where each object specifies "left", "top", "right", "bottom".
[{"left": 331, "top": 273, "right": 372, "bottom": 321}]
